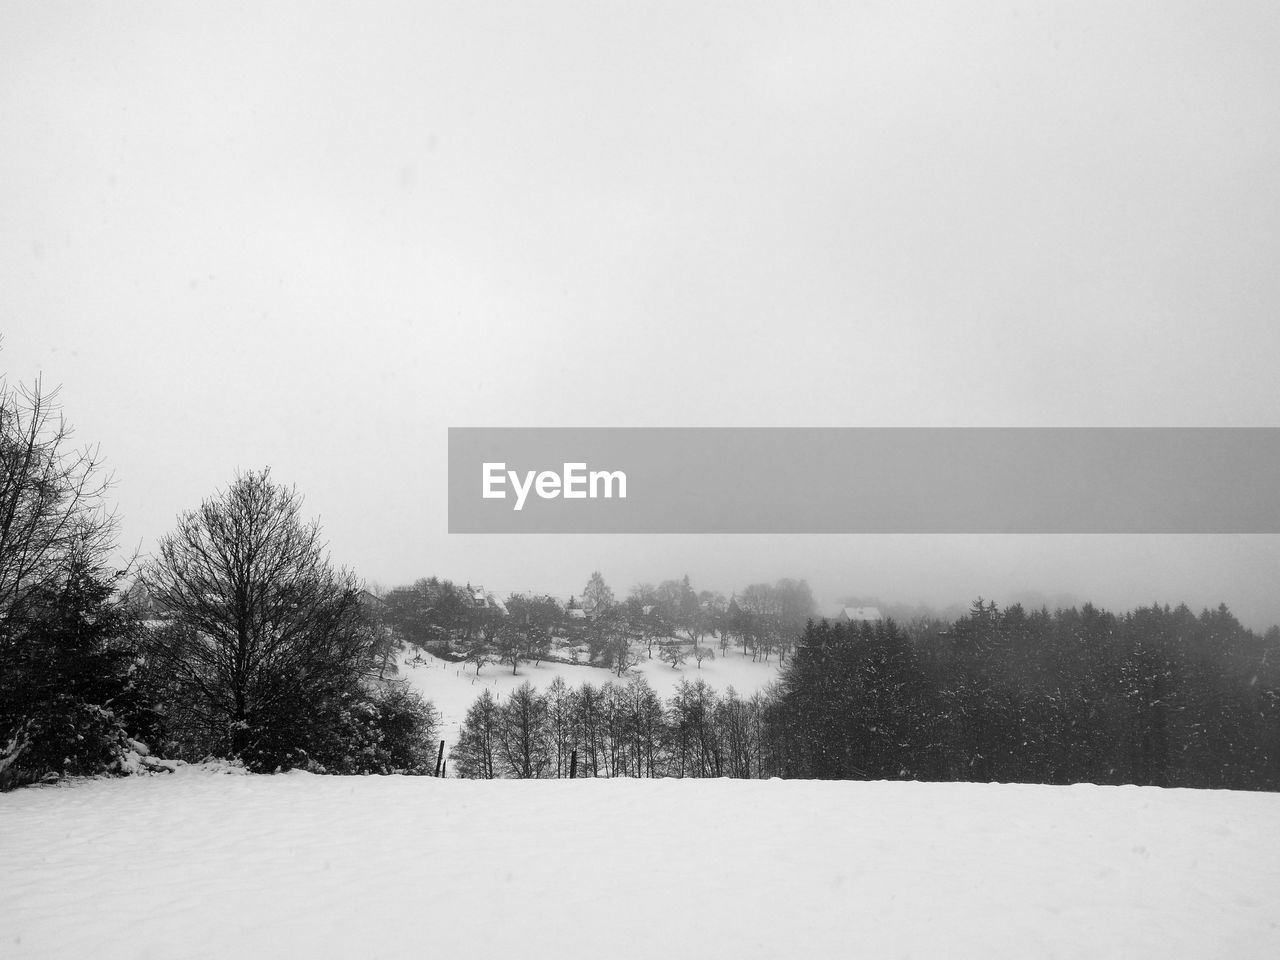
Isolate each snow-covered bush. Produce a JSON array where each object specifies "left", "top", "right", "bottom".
[{"left": 292, "top": 682, "right": 440, "bottom": 775}]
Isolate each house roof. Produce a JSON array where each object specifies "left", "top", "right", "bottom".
[
  {"left": 464, "top": 584, "right": 508, "bottom": 615},
  {"left": 358, "top": 589, "right": 388, "bottom": 609}
]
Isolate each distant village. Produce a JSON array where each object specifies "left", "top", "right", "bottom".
[{"left": 337, "top": 574, "right": 880, "bottom": 675}]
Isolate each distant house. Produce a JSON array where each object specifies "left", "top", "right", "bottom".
[
  {"left": 838, "top": 606, "right": 883, "bottom": 623},
  {"left": 464, "top": 583, "right": 508, "bottom": 616},
  {"left": 567, "top": 593, "right": 613, "bottom": 620},
  {"left": 579, "top": 592, "right": 609, "bottom": 618},
  {"left": 358, "top": 590, "right": 388, "bottom": 614}
]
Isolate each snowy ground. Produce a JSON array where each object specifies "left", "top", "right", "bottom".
[
  {"left": 398, "top": 645, "right": 782, "bottom": 751},
  {"left": 4, "top": 772, "right": 1279, "bottom": 959}
]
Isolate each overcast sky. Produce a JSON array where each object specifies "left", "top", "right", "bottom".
[{"left": 3, "top": 2, "right": 1280, "bottom": 625}]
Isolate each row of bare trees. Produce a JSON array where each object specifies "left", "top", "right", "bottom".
[{"left": 452, "top": 675, "right": 785, "bottom": 780}]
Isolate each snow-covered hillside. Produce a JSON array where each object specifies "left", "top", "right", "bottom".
[
  {"left": 4, "top": 772, "right": 1279, "bottom": 959},
  {"left": 397, "top": 647, "right": 783, "bottom": 750}
]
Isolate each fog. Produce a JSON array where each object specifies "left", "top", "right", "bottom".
[{"left": 4, "top": 2, "right": 1279, "bottom": 628}]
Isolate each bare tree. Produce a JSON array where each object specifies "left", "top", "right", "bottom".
[
  {"left": 461, "top": 632, "right": 493, "bottom": 675},
  {"left": 608, "top": 628, "right": 643, "bottom": 677},
  {"left": 0, "top": 375, "right": 117, "bottom": 628},
  {"left": 506, "top": 593, "right": 560, "bottom": 666},
  {"left": 142, "top": 469, "right": 369, "bottom": 763},
  {"left": 658, "top": 642, "right": 689, "bottom": 670},
  {"left": 453, "top": 687, "right": 500, "bottom": 779},
  {"left": 358, "top": 590, "right": 401, "bottom": 679},
  {"left": 544, "top": 675, "right": 578, "bottom": 777},
  {"left": 496, "top": 681, "right": 550, "bottom": 778},
  {"left": 494, "top": 619, "right": 527, "bottom": 675},
  {"left": 582, "top": 570, "right": 614, "bottom": 615},
  {"left": 586, "top": 604, "right": 641, "bottom": 676}
]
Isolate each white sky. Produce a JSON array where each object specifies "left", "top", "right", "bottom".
[{"left": 3, "top": 2, "right": 1280, "bottom": 624}]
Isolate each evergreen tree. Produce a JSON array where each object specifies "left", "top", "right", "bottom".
[
  {"left": 1, "top": 563, "right": 160, "bottom": 789},
  {"left": 453, "top": 688, "right": 500, "bottom": 779}
]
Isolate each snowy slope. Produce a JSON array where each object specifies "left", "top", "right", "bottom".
[
  {"left": 3, "top": 772, "right": 1279, "bottom": 959},
  {"left": 397, "top": 646, "right": 783, "bottom": 750}
]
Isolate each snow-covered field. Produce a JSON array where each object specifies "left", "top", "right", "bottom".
[
  {"left": 4, "top": 771, "right": 1279, "bottom": 959},
  {"left": 398, "top": 646, "right": 782, "bottom": 750}
]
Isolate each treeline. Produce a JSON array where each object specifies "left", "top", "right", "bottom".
[
  {"left": 8, "top": 360, "right": 1280, "bottom": 791},
  {"left": 1, "top": 372, "right": 438, "bottom": 789},
  {"left": 453, "top": 601, "right": 1280, "bottom": 791}
]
